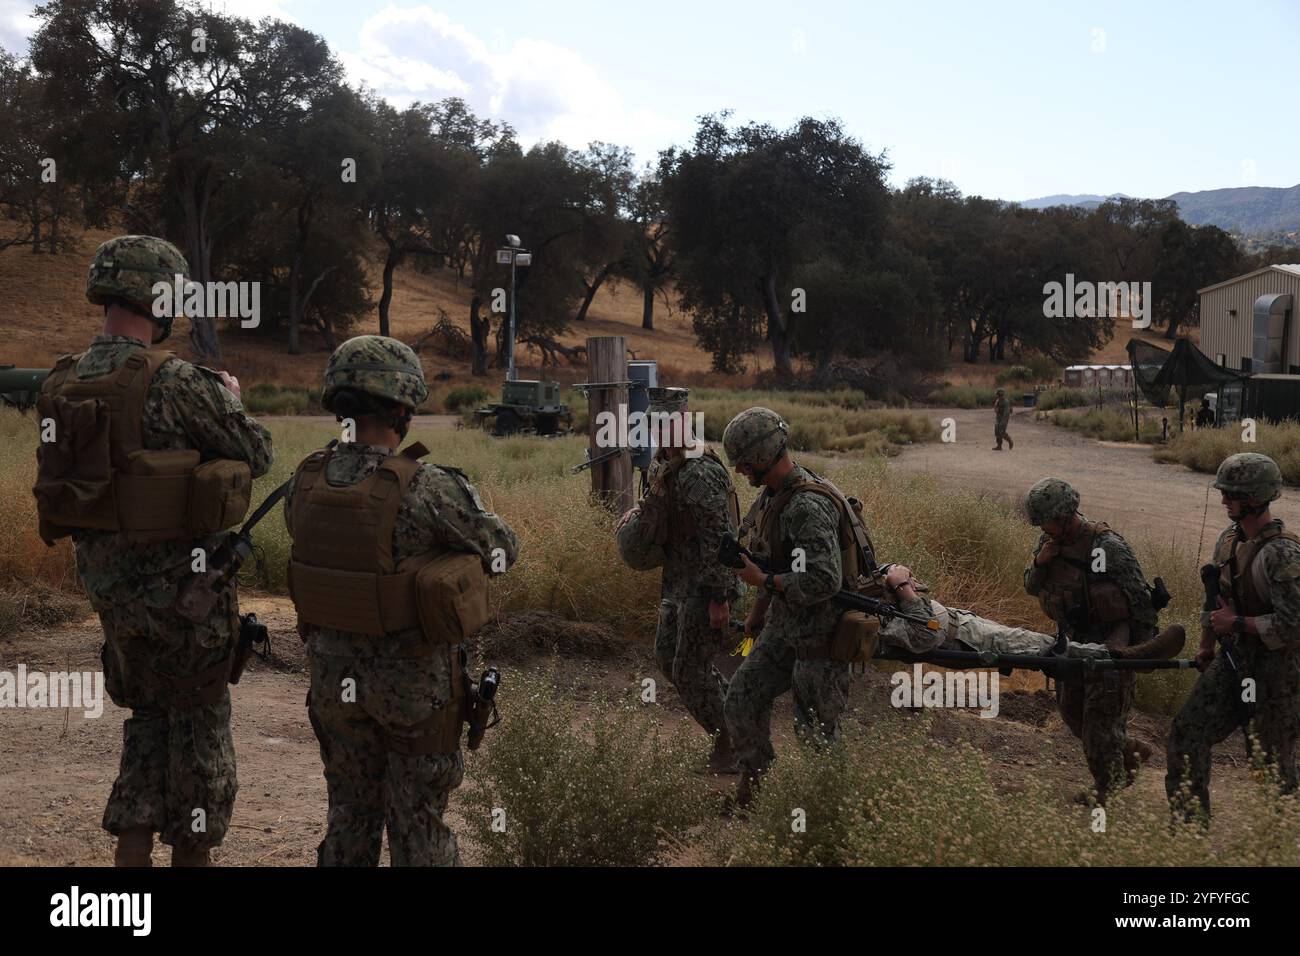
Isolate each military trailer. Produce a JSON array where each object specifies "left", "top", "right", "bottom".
[{"left": 473, "top": 378, "right": 573, "bottom": 436}]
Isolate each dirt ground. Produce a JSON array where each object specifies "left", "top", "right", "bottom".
[
  {"left": 889, "top": 406, "right": 1296, "bottom": 558},
  {"left": 0, "top": 591, "right": 1254, "bottom": 867}
]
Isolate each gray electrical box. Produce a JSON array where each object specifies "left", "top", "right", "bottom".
[{"left": 628, "top": 360, "right": 658, "bottom": 469}]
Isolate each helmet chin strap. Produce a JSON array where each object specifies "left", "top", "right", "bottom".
[{"left": 749, "top": 441, "right": 787, "bottom": 483}]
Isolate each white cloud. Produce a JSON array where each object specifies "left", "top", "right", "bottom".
[
  {"left": 345, "top": 5, "right": 684, "bottom": 158},
  {"left": 0, "top": 0, "right": 38, "bottom": 55}
]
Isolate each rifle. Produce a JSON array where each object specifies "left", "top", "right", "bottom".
[
  {"left": 1200, "top": 561, "right": 1254, "bottom": 753},
  {"left": 873, "top": 645, "right": 1195, "bottom": 681},
  {"left": 464, "top": 663, "right": 501, "bottom": 751},
  {"left": 176, "top": 439, "right": 338, "bottom": 623},
  {"left": 718, "top": 533, "right": 941, "bottom": 631},
  {"left": 0, "top": 366, "right": 49, "bottom": 410},
  {"left": 229, "top": 612, "right": 271, "bottom": 684}
]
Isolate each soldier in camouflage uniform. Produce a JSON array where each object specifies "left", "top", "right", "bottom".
[
  {"left": 615, "top": 387, "right": 741, "bottom": 773},
  {"left": 719, "top": 408, "right": 851, "bottom": 808},
  {"left": 993, "top": 388, "right": 1013, "bottom": 451},
  {"left": 1024, "top": 477, "right": 1162, "bottom": 802},
  {"left": 36, "top": 236, "right": 274, "bottom": 866},
  {"left": 876, "top": 563, "right": 1183, "bottom": 663},
  {"left": 284, "top": 336, "right": 518, "bottom": 866},
  {"left": 1167, "top": 453, "right": 1300, "bottom": 821}
]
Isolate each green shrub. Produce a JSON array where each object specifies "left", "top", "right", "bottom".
[
  {"left": 462, "top": 669, "right": 710, "bottom": 865},
  {"left": 444, "top": 385, "right": 492, "bottom": 413},
  {"left": 712, "top": 715, "right": 1241, "bottom": 866},
  {"left": 926, "top": 385, "right": 997, "bottom": 409},
  {"left": 1024, "top": 353, "right": 1062, "bottom": 383},
  {"left": 1035, "top": 387, "right": 1100, "bottom": 411},
  {"left": 995, "top": 365, "right": 1035, "bottom": 386},
  {"left": 1154, "top": 420, "right": 1300, "bottom": 485},
  {"left": 242, "top": 383, "right": 316, "bottom": 415},
  {"left": 1040, "top": 407, "right": 1161, "bottom": 443}
]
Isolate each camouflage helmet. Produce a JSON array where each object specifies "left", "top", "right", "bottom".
[
  {"left": 722, "top": 407, "right": 789, "bottom": 469},
  {"left": 86, "top": 235, "right": 189, "bottom": 343},
  {"left": 1025, "top": 477, "right": 1080, "bottom": 526},
  {"left": 1213, "top": 453, "right": 1282, "bottom": 503},
  {"left": 322, "top": 335, "right": 429, "bottom": 412},
  {"left": 616, "top": 510, "right": 666, "bottom": 571}
]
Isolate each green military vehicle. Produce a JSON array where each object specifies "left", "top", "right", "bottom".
[
  {"left": 0, "top": 366, "right": 48, "bottom": 410},
  {"left": 473, "top": 378, "right": 573, "bottom": 436}
]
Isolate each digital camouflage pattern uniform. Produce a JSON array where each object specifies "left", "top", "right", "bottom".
[
  {"left": 619, "top": 388, "right": 739, "bottom": 740},
  {"left": 881, "top": 594, "right": 1111, "bottom": 660},
  {"left": 993, "top": 390, "right": 1013, "bottom": 450},
  {"left": 725, "top": 463, "right": 849, "bottom": 780},
  {"left": 1167, "top": 453, "right": 1300, "bottom": 820},
  {"left": 1024, "top": 478, "right": 1158, "bottom": 798},
  {"left": 75, "top": 335, "right": 273, "bottom": 852},
  {"left": 288, "top": 335, "right": 519, "bottom": 867}
]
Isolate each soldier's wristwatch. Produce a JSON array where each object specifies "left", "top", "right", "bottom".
[
  {"left": 764, "top": 573, "right": 777, "bottom": 595},
  {"left": 1233, "top": 615, "right": 1246, "bottom": 634}
]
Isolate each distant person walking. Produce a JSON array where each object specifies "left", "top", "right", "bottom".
[
  {"left": 1195, "top": 398, "right": 1216, "bottom": 430},
  {"left": 993, "top": 388, "right": 1014, "bottom": 451}
]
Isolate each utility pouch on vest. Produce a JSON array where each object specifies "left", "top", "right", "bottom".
[
  {"left": 34, "top": 393, "right": 117, "bottom": 539},
  {"left": 830, "top": 612, "right": 881, "bottom": 664},
  {"left": 188, "top": 458, "right": 253, "bottom": 535},
  {"left": 1089, "top": 581, "right": 1129, "bottom": 624},
  {"left": 412, "top": 551, "right": 491, "bottom": 645}
]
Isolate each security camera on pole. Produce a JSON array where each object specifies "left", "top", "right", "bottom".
[{"left": 472, "top": 234, "right": 572, "bottom": 437}]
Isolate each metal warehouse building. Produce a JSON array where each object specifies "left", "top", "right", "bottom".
[{"left": 1199, "top": 264, "right": 1300, "bottom": 373}]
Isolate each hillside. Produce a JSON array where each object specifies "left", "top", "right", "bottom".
[
  {"left": 1018, "top": 183, "right": 1300, "bottom": 237},
  {"left": 0, "top": 226, "right": 1163, "bottom": 394}
]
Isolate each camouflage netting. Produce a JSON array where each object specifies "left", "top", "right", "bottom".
[{"left": 1126, "top": 337, "right": 1242, "bottom": 409}]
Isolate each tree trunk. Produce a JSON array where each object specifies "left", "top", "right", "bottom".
[
  {"left": 378, "top": 241, "right": 401, "bottom": 337},
  {"left": 760, "top": 271, "right": 793, "bottom": 375},
  {"left": 470, "top": 295, "right": 489, "bottom": 376},
  {"left": 575, "top": 263, "right": 613, "bottom": 322},
  {"left": 641, "top": 283, "right": 655, "bottom": 330},
  {"left": 179, "top": 164, "right": 221, "bottom": 363},
  {"left": 288, "top": 249, "right": 302, "bottom": 355}
]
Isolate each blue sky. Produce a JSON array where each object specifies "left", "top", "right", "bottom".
[{"left": 3, "top": 0, "right": 1297, "bottom": 201}]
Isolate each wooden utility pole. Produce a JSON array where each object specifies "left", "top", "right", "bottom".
[{"left": 586, "top": 336, "right": 633, "bottom": 513}]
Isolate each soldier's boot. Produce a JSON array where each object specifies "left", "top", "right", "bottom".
[
  {"left": 113, "top": 828, "right": 153, "bottom": 867},
  {"left": 1005, "top": 434, "right": 1014, "bottom": 450},
  {"left": 707, "top": 730, "right": 740, "bottom": 775},
  {"left": 171, "top": 845, "right": 211, "bottom": 867},
  {"left": 1112, "top": 625, "right": 1186, "bottom": 661},
  {"left": 1124, "top": 739, "right": 1154, "bottom": 782},
  {"left": 992, "top": 442, "right": 1002, "bottom": 451}
]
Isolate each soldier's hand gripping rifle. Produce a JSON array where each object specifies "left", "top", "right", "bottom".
[
  {"left": 1200, "top": 562, "right": 1254, "bottom": 753},
  {"left": 717, "top": 533, "right": 941, "bottom": 631}
]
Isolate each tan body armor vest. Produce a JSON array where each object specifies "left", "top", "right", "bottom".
[
  {"left": 748, "top": 469, "right": 885, "bottom": 664},
  {"left": 1216, "top": 521, "right": 1300, "bottom": 622},
  {"left": 1036, "top": 521, "right": 1130, "bottom": 626},
  {"left": 34, "top": 348, "right": 252, "bottom": 545},
  {"left": 286, "top": 444, "right": 490, "bottom": 644}
]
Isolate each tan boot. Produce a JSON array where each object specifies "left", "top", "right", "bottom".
[
  {"left": 1113, "top": 625, "right": 1186, "bottom": 661},
  {"left": 113, "top": 828, "right": 153, "bottom": 868},
  {"left": 172, "top": 845, "right": 211, "bottom": 867},
  {"left": 1006, "top": 434, "right": 1014, "bottom": 450},
  {"left": 707, "top": 730, "right": 740, "bottom": 775}
]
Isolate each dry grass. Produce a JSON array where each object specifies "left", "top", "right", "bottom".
[{"left": 1154, "top": 421, "right": 1300, "bottom": 484}]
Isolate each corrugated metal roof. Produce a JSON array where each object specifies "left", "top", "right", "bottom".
[{"left": 1198, "top": 264, "right": 1300, "bottom": 295}]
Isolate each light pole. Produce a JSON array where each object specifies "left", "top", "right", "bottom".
[{"left": 496, "top": 234, "right": 531, "bottom": 382}]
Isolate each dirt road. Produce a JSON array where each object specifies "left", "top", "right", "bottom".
[{"left": 889, "top": 407, "right": 1296, "bottom": 558}]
